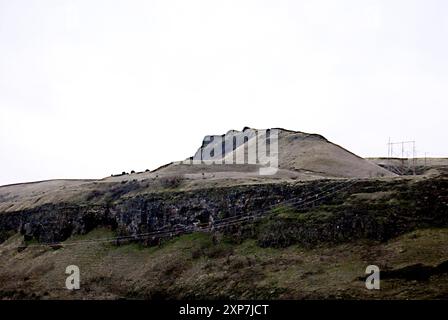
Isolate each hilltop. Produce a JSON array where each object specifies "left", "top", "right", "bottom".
[{"left": 0, "top": 128, "right": 394, "bottom": 212}]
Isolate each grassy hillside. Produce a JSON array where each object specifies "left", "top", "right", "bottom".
[
  {"left": 0, "top": 171, "right": 448, "bottom": 299},
  {"left": 0, "top": 169, "right": 446, "bottom": 300},
  {"left": 0, "top": 227, "right": 447, "bottom": 299}
]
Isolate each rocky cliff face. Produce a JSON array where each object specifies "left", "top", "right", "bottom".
[
  {"left": 0, "top": 181, "right": 336, "bottom": 244},
  {"left": 0, "top": 172, "right": 447, "bottom": 300},
  {"left": 1, "top": 175, "right": 447, "bottom": 248}
]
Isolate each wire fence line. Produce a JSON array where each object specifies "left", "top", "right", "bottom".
[{"left": 17, "top": 178, "right": 358, "bottom": 249}]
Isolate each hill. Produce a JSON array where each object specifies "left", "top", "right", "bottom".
[{"left": 0, "top": 128, "right": 447, "bottom": 300}]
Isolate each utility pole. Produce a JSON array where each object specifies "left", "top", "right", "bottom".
[
  {"left": 412, "top": 141, "right": 416, "bottom": 174},
  {"left": 387, "top": 137, "right": 391, "bottom": 158}
]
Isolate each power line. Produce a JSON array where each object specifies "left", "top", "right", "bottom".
[
  {"left": 386, "top": 139, "right": 416, "bottom": 175},
  {"left": 19, "top": 179, "right": 358, "bottom": 249}
]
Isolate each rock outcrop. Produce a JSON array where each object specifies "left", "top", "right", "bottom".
[
  {"left": 1, "top": 175, "right": 447, "bottom": 247},
  {"left": 185, "top": 127, "right": 394, "bottom": 178}
]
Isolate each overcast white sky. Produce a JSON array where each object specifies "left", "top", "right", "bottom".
[{"left": 1, "top": 0, "right": 447, "bottom": 185}]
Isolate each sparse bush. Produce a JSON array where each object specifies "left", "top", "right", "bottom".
[
  {"left": 85, "top": 189, "right": 106, "bottom": 201},
  {"left": 159, "top": 175, "right": 184, "bottom": 189},
  {"left": 0, "top": 230, "right": 15, "bottom": 244},
  {"left": 103, "top": 180, "right": 142, "bottom": 203},
  {"left": 111, "top": 171, "right": 128, "bottom": 177}
]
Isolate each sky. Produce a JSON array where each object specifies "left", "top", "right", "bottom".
[{"left": 0, "top": 0, "right": 447, "bottom": 185}]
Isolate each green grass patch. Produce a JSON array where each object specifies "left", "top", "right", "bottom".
[
  {"left": 66, "top": 227, "right": 116, "bottom": 242},
  {"left": 234, "top": 239, "right": 282, "bottom": 257},
  {"left": 163, "top": 232, "right": 212, "bottom": 249}
]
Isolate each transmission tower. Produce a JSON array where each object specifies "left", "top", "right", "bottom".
[{"left": 387, "top": 139, "right": 416, "bottom": 175}]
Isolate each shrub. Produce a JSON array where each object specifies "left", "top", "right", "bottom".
[{"left": 159, "top": 175, "right": 184, "bottom": 189}]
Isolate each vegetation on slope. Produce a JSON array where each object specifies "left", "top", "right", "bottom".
[{"left": 0, "top": 171, "right": 447, "bottom": 299}]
